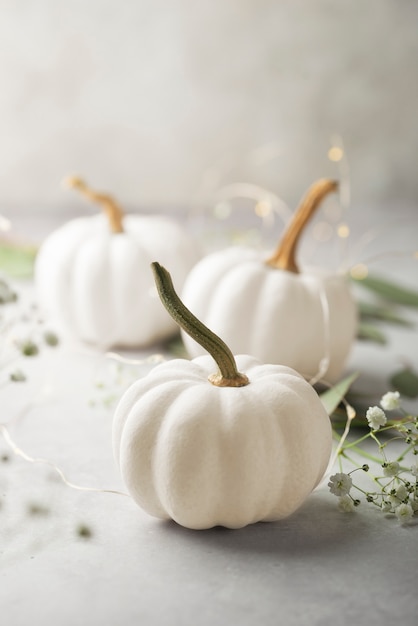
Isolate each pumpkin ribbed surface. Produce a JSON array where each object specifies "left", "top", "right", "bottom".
[
  {"left": 113, "top": 355, "right": 332, "bottom": 530},
  {"left": 181, "top": 247, "right": 357, "bottom": 382},
  {"left": 35, "top": 214, "right": 198, "bottom": 348}
]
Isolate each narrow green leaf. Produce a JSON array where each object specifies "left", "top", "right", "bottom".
[
  {"left": 358, "top": 301, "right": 413, "bottom": 327},
  {"left": 352, "top": 274, "right": 418, "bottom": 307},
  {"left": 357, "top": 322, "right": 387, "bottom": 345},
  {"left": 320, "top": 372, "right": 359, "bottom": 416},
  {"left": 0, "top": 242, "right": 37, "bottom": 278},
  {"left": 390, "top": 367, "right": 418, "bottom": 398}
]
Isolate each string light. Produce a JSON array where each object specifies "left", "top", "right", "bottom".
[
  {"left": 329, "top": 134, "right": 351, "bottom": 215},
  {"left": 346, "top": 216, "right": 418, "bottom": 272},
  {"left": 214, "top": 183, "right": 292, "bottom": 225},
  {"left": 356, "top": 249, "right": 418, "bottom": 267},
  {"left": 308, "top": 284, "right": 332, "bottom": 386},
  {"left": 0, "top": 422, "right": 130, "bottom": 498},
  {"left": 337, "top": 223, "right": 350, "bottom": 239},
  {"left": 104, "top": 350, "right": 166, "bottom": 366},
  {"left": 328, "top": 146, "right": 344, "bottom": 162},
  {"left": 0, "top": 215, "right": 11, "bottom": 232},
  {"left": 254, "top": 199, "right": 273, "bottom": 218},
  {"left": 0, "top": 346, "right": 167, "bottom": 499},
  {"left": 350, "top": 263, "right": 369, "bottom": 280}
]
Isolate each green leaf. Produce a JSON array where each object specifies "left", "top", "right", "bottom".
[
  {"left": 390, "top": 367, "right": 418, "bottom": 398},
  {"left": 320, "top": 372, "right": 359, "bottom": 416},
  {"left": 0, "top": 278, "right": 17, "bottom": 304},
  {"left": 358, "top": 301, "right": 413, "bottom": 327},
  {"left": 352, "top": 274, "right": 418, "bottom": 307},
  {"left": 0, "top": 242, "right": 37, "bottom": 278},
  {"left": 165, "top": 335, "right": 189, "bottom": 359},
  {"left": 357, "top": 322, "right": 387, "bottom": 345}
]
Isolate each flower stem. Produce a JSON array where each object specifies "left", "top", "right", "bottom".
[
  {"left": 64, "top": 176, "right": 124, "bottom": 234},
  {"left": 265, "top": 178, "right": 338, "bottom": 273},
  {"left": 342, "top": 432, "right": 372, "bottom": 449},
  {"left": 151, "top": 262, "right": 250, "bottom": 387},
  {"left": 396, "top": 442, "right": 416, "bottom": 462},
  {"left": 341, "top": 446, "right": 383, "bottom": 465}
]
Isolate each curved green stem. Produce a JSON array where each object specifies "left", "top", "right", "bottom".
[{"left": 151, "top": 262, "right": 249, "bottom": 387}]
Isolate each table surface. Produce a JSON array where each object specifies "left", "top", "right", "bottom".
[{"left": 1, "top": 209, "right": 418, "bottom": 626}]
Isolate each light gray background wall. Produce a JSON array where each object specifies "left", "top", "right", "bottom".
[{"left": 0, "top": 0, "right": 417, "bottom": 213}]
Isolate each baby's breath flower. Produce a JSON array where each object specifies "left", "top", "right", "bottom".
[
  {"left": 388, "top": 494, "right": 401, "bottom": 508},
  {"left": 410, "top": 463, "right": 418, "bottom": 477},
  {"left": 383, "top": 461, "right": 401, "bottom": 477},
  {"left": 380, "top": 390, "right": 401, "bottom": 411},
  {"left": 382, "top": 501, "right": 393, "bottom": 513},
  {"left": 338, "top": 495, "right": 355, "bottom": 513},
  {"left": 328, "top": 473, "right": 352, "bottom": 497},
  {"left": 395, "top": 503, "right": 414, "bottom": 524},
  {"left": 396, "top": 484, "right": 409, "bottom": 501},
  {"left": 411, "top": 499, "right": 418, "bottom": 513},
  {"left": 366, "top": 406, "right": 387, "bottom": 430}
]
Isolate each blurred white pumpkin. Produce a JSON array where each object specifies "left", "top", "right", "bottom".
[
  {"left": 35, "top": 177, "right": 199, "bottom": 348},
  {"left": 180, "top": 179, "right": 357, "bottom": 382}
]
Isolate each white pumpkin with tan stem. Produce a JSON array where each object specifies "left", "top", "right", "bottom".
[
  {"left": 113, "top": 262, "right": 332, "bottom": 530},
  {"left": 35, "top": 178, "right": 199, "bottom": 348},
  {"left": 181, "top": 179, "right": 357, "bottom": 382}
]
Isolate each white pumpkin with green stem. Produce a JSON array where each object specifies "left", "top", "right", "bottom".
[
  {"left": 34, "top": 177, "right": 199, "bottom": 348},
  {"left": 181, "top": 179, "right": 357, "bottom": 382},
  {"left": 112, "top": 262, "right": 332, "bottom": 530}
]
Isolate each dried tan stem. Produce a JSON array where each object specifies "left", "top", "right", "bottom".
[
  {"left": 64, "top": 176, "right": 124, "bottom": 233},
  {"left": 265, "top": 179, "right": 338, "bottom": 273}
]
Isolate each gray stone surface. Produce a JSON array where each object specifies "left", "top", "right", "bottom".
[
  {"left": 1, "top": 203, "right": 417, "bottom": 624},
  {"left": 1, "top": 342, "right": 417, "bottom": 626}
]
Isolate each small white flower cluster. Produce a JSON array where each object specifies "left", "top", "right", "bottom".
[
  {"left": 366, "top": 391, "right": 402, "bottom": 431},
  {"left": 366, "top": 406, "right": 387, "bottom": 430},
  {"left": 383, "top": 461, "right": 400, "bottom": 477},
  {"left": 330, "top": 390, "right": 418, "bottom": 525},
  {"left": 394, "top": 503, "right": 414, "bottom": 523},
  {"left": 380, "top": 390, "right": 401, "bottom": 411},
  {"left": 328, "top": 467, "right": 417, "bottom": 523},
  {"left": 328, "top": 473, "right": 356, "bottom": 512},
  {"left": 328, "top": 472, "right": 352, "bottom": 497}
]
